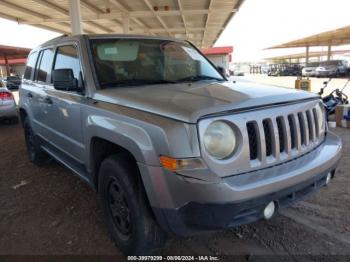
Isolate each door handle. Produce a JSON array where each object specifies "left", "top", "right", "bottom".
[
  {"left": 27, "top": 92, "right": 33, "bottom": 98},
  {"left": 43, "top": 97, "right": 53, "bottom": 104}
]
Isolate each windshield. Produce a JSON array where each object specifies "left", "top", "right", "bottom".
[
  {"left": 90, "top": 38, "right": 224, "bottom": 88},
  {"left": 7, "top": 76, "right": 21, "bottom": 80}
]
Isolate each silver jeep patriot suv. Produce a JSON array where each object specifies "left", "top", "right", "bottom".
[{"left": 19, "top": 35, "right": 342, "bottom": 255}]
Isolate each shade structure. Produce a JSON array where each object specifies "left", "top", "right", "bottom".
[{"left": 0, "top": 0, "right": 245, "bottom": 48}]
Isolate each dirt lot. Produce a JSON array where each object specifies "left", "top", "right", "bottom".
[{"left": 0, "top": 122, "right": 350, "bottom": 260}]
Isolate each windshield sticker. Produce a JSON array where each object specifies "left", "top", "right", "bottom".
[{"left": 104, "top": 47, "right": 118, "bottom": 55}]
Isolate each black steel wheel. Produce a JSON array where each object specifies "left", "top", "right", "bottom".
[
  {"left": 98, "top": 153, "right": 166, "bottom": 255},
  {"left": 107, "top": 178, "right": 132, "bottom": 239}
]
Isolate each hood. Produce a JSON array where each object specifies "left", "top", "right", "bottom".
[{"left": 93, "top": 80, "right": 318, "bottom": 123}]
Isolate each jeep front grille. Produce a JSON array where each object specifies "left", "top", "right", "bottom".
[
  {"left": 198, "top": 99, "right": 326, "bottom": 177},
  {"left": 247, "top": 107, "right": 322, "bottom": 161}
]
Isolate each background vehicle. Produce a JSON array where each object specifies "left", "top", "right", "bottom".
[
  {"left": 5, "top": 75, "right": 22, "bottom": 90},
  {"left": 315, "top": 60, "right": 348, "bottom": 77},
  {"left": 0, "top": 81, "right": 18, "bottom": 123},
  {"left": 268, "top": 63, "right": 302, "bottom": 76},
  {"left": 19, "top": 35, "right": 342, "bottom": 256},
  {"left": 261, "top": 65, "right": 270, "bottom": 74},
  {"left": 302, "top": 62, "right": 320, "bottom": 77}
]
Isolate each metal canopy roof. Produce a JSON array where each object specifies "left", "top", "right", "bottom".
[
  {"left": 265, "top": 50, "right": 350, "bottom": 61},
  {"left": 267, "top": 25, "right": 350, "bottom": 49},
  {"left": 0, "top": 0, "right": 244, "bottom": 48},
  {"left": 0, "top": 44, "right": 31, "bottom": 59}
]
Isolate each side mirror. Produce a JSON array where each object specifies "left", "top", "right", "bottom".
[
  {"left": 216, "top": 66, "right": 225, "bottom": 75},
  {"left": 53, "top": 69, "right": 79, "bottom": 91}
]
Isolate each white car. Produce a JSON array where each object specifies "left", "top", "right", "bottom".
[
  {"left": 302, "top": 62, "right": 319, "bottom": 77},
  {"left": 0, "top": 81, "right": 18, "bottom": 123}
]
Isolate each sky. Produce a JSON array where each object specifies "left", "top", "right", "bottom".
[
  {"left": 0, "top": 18, "right": 59, "bottom": 48},
  {"left": 0, "top": 0, "right": 349, "bottom": 62},
  {"left": 215, "top": 0, "right": 350, "bottom": 62}
]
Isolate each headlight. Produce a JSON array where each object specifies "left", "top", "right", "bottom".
[{"left": 203, "top": 121, "right": 236, "bottom": 159}]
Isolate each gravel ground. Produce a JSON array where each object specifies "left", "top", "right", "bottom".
[{"left": 0, "top": 122, "right": 349, "bottom": 261}]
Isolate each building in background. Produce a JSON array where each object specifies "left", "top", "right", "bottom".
[
  {"left": 201, "top": 46, "right": 233, "bottom": 72},
  {"left": 0, "top": 45, "right": 30, "bottom": 78},
  {"left": 0, "top": 58, "right": 27, "bottom": 77}
]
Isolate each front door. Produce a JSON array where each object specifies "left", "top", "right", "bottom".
[{"left": 40, "top": 44, "right": 85, "bottom": 165}]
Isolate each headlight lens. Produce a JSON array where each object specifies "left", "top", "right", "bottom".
[{"left": 203, "top": 121, "right": 236, "bottom": 159}]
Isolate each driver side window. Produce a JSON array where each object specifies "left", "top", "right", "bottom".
[{"left": 53, "top": 45, "right": 82, "bottom": 89}]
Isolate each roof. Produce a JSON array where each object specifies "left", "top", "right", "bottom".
[
  {"left": 267, "top": 25, "right": 350, "bottom": 49},
  {"left": 0, "top": 0, "right": 245, "bottom": 49},
  {"left": 265, "top": 50, "right": 350, "bottom": 61},
  {"left": 0, "top": 45, "right": 31, "bottom": 59},
  {"left": 201, "top": 46, "right": 233, "bottom": 55}
]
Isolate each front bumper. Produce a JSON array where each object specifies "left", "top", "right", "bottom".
[{"left": 140, "top": 131, "right": 342, "bottom": 236}]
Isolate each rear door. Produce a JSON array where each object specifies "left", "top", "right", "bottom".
[
  {"left": 31, "top": 48, "right": 55, "bottom": 138},
  {"left": 20, "top": 51, "right": 43, "bottom": 134}
]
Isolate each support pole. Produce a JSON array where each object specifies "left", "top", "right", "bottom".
[
  {"left": 327, "top": 44, "right": 332, "bottom": 61},
  {"left": 69, "top": 0, "right": 83, "bottom": 35},
  {"left": 4, "top": 55, "right": 10, "bottom": 77},
  {"left": 305, "top": 46, "right": 309, "bottom": 64},
  {"left": 122, "top": 13, "right": 130, "bottom": 33}
]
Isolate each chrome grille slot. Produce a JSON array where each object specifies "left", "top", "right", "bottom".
[
  {"left": 276, "top": 116, "right": 286, "bottom": 153},
  {"left": 288, "top": 114, "right": 297, "bottom": 150},
  {"left": 312, "top": 108, "right": 320, "bottom": 138},
  {"left": 247, "top": 122, "right": 259, "bottom": 160},
  {"left": 297, "top": 112, "right": 307, "bottom": 146},
  {"left": 306, "top": 110, "right": 315, "bottom": 142},
  {"left": 262, "top": 119, "right": 274, "bottom": 157}
]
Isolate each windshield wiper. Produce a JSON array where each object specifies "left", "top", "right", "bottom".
[
  {"left": 100, "top": 79, "right": 177, "bottom": 88},
  {"left": 175, "top": 75, "right": 224, "bottom": 83}
]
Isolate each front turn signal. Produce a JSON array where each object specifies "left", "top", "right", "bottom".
[{"left": 159, "top": 156, "right": 206, "bottom": 171}]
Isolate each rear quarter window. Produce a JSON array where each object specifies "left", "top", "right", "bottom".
[
  {"left": 35, "top": 49, "right": 55, "bottom": 83},
  {"left": 23, "top": 52, "right": 38, "bottom": 80}
]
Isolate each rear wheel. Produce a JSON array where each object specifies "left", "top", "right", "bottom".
[
  {"left": 10, "top": 116, "right": 19, "bottom": 125},
  {"left": 98, "top": 154, "right": 166, "bottom": 255},
  {"left": 23, "top": 117, "right": 49, "bottom": 165}
]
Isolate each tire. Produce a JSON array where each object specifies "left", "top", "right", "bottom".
[
  {"left": 98, "top": 154, "right": 166, "bottom": 255},
  {"left": 10, "top": 116, "right": 19, "bottom": 125},
  {"left": 23, "top": 117, "right": 49, "bottom": 165},
  {"left": 336, "top": 70, "right": 340, "bottom": 77}
]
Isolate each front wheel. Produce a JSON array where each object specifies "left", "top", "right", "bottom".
[{"left": 98, "top": 154, "right": 166, "bottom": 255}]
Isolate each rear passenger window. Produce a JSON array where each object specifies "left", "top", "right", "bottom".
[
  {"left": 23, "top": 52, "right": 38, "bottom": 80},
  {"left": 35, "top": 49, "right": 54, "bottom": 83},
  {"left": 53, "top": 45, "right": 81, "bottom": 81}
]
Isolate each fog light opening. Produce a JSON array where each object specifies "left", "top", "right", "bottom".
[
  {"left": 325, "top": 172, "right": 332, "bottom": 185},
  {"left": 263, "top": 201, "right": 276, "bottom": 220}
]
